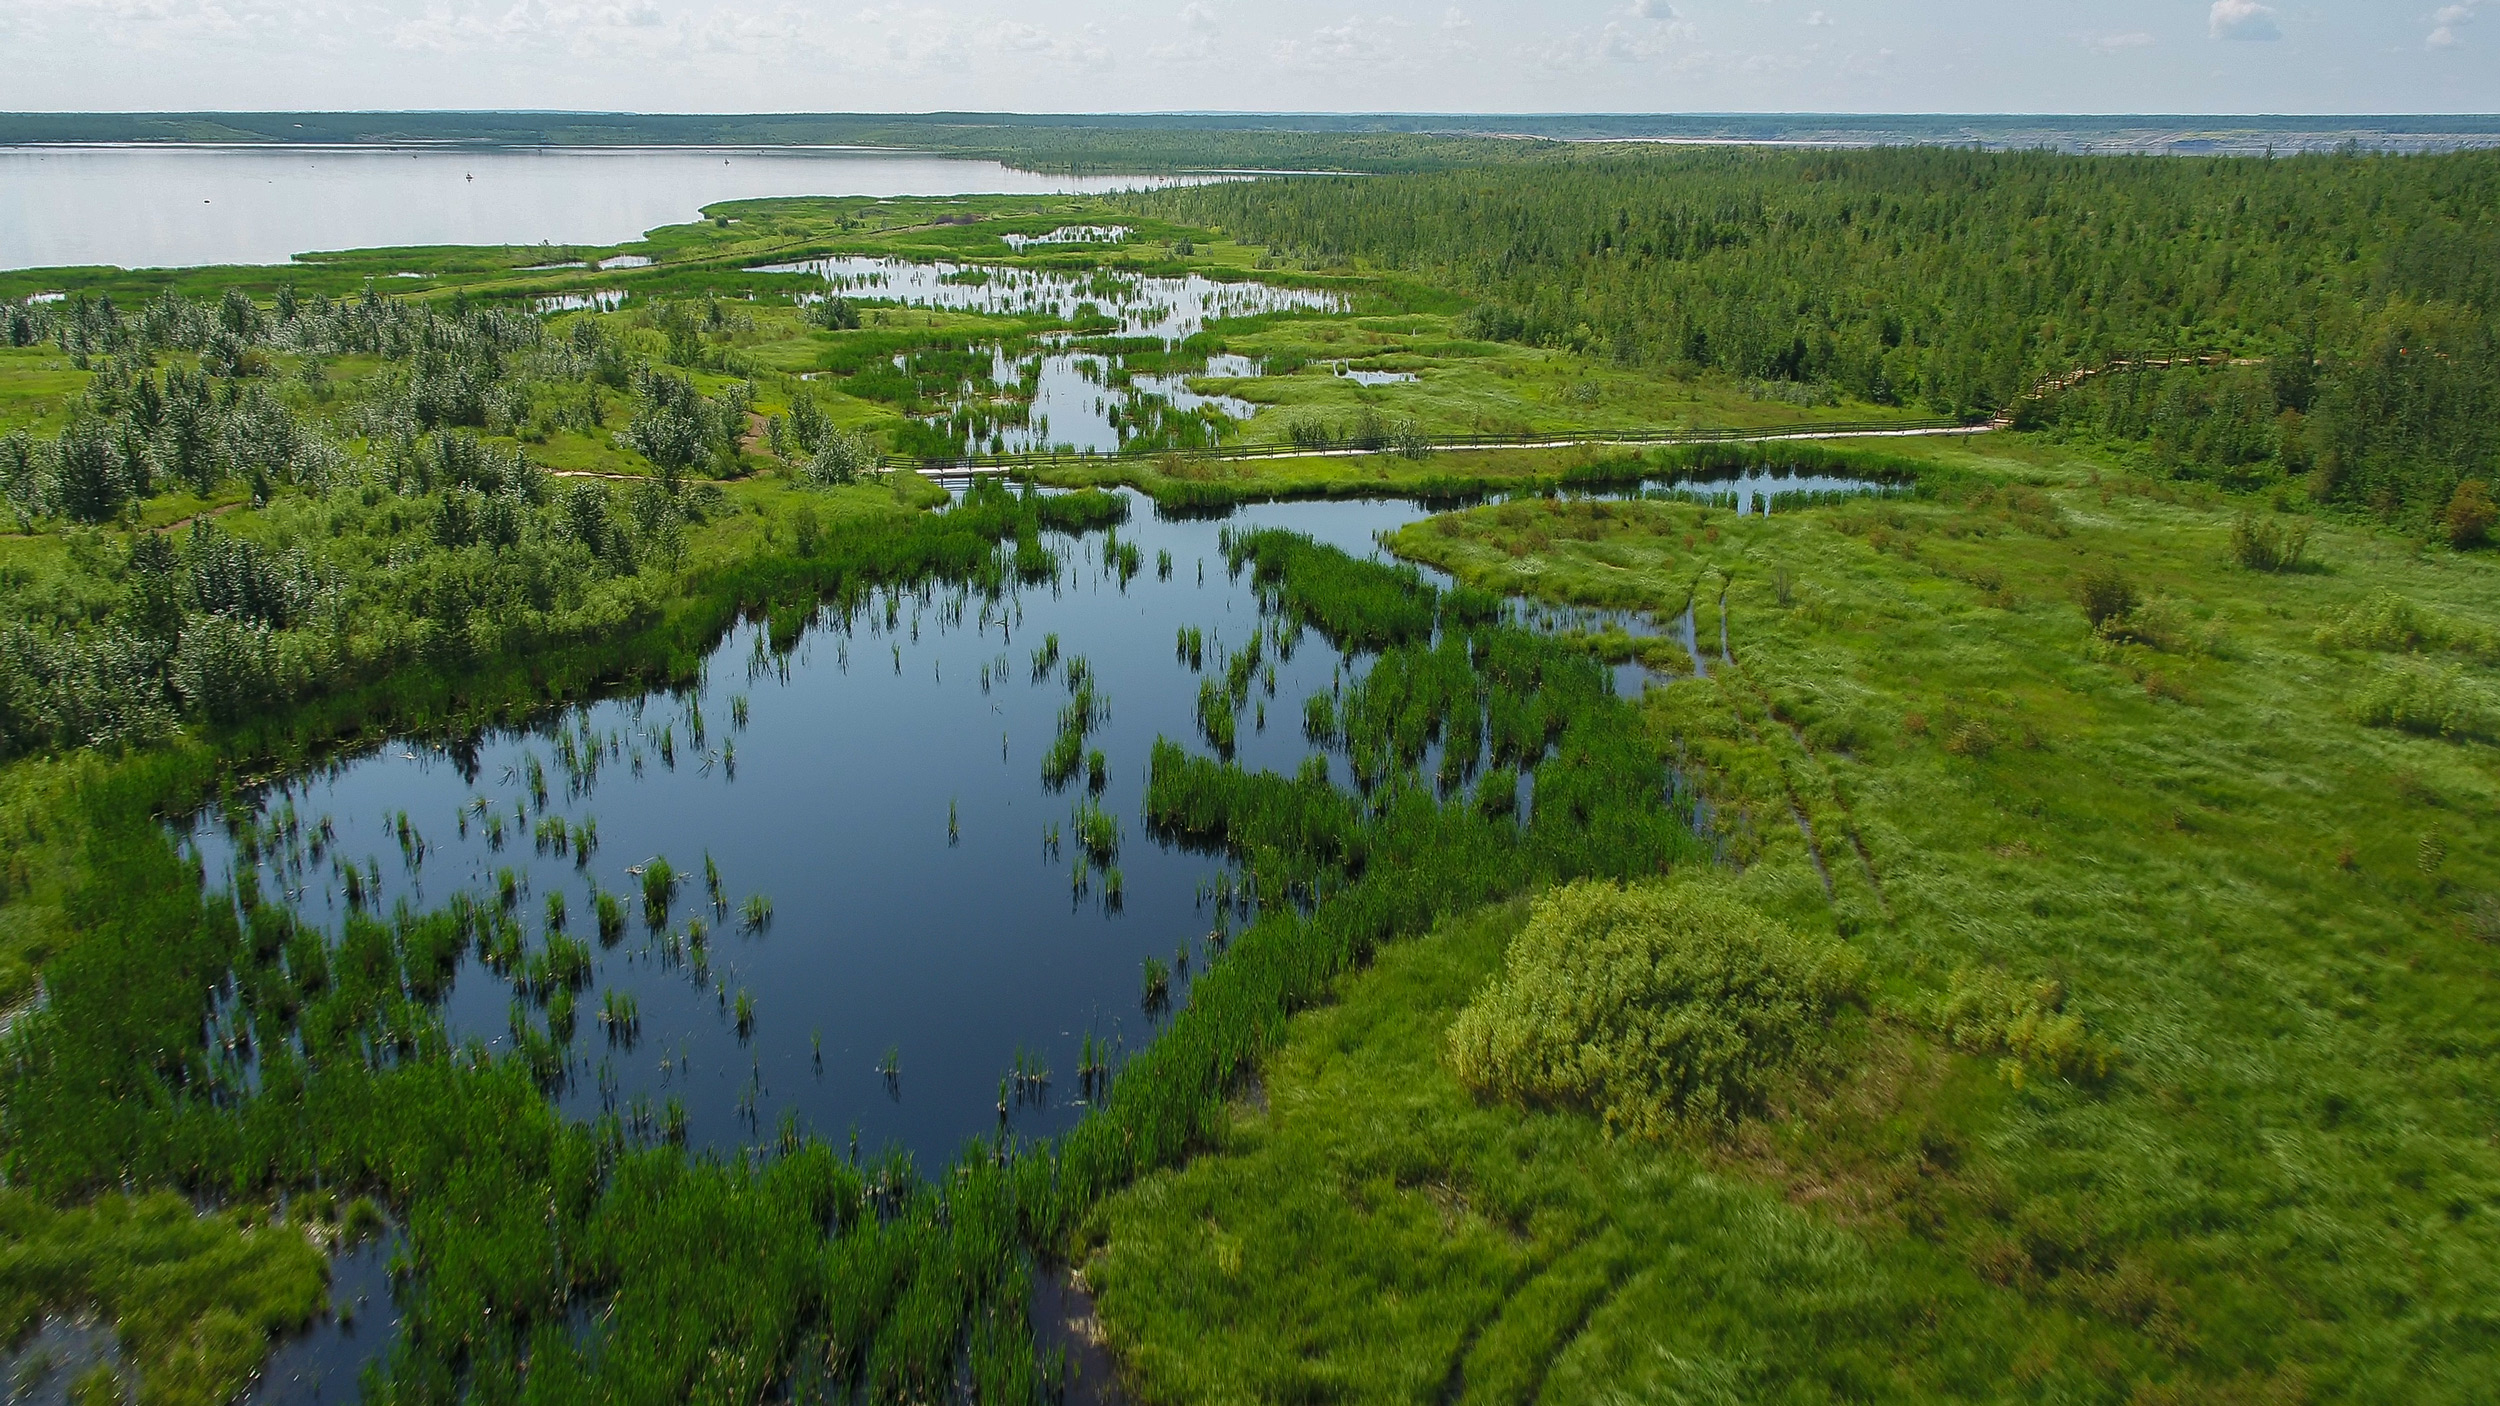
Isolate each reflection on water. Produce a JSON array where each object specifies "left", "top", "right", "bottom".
[
  {"left": 1629, "top": 468, "right": 1901, "bottom": 516},
  {"left": 1001, "top": 225, "right": 1131, "bottom": 250},
  {"left": 533, "top": 290, "right": 627, "bottom": 314},
  {"left": 751, "top": 255, "right": 1342, "bottom": 343},
  {"left": 0, "top": 146, "right": 1218, "bottom": 272},
  {"left": 1329, "top": 362, "right": 1416, "bottom": 385},
  {"left": 906, "top": 345, "right": 1265, "bottom": 457}
]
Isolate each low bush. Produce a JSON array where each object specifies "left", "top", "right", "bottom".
[
  {"left": 2229, "top": 511, "right": 2311, "bottom": 571},
  {"left": 2104, "top": 596, "right": 2218, "bottom": 656},
  {"left": 1930, "top": 967, "right": 2117, "bottom": 1086},
  {"left": 2077, "top": 566, "right": 2137, "bottom": 631},
  {"left": 2350, "top": 664, "right": 2497, "bottom": 740},
  {"left": 1446, "top": 880, "right": 1862, "bottom": 1135},
  {"left": 2447, "top": 479, "right": 2495, "bottom": 549},
  {"left": 2315, "top": 590, "right": 2498, "bottom": 661}
]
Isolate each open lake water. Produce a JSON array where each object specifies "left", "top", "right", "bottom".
[{"left": 0, "top": 146, "right": 1216, "bottom": 273}]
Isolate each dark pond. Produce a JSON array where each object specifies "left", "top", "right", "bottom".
[
  {"left": 191, "top": 492, "right": 1434, "bottom": 1171},
  {"left": 0, "top": 1313, "right": 129, "bottom": 1405},
  {"left": 1625, "top": 466, "right": 1907, "bottom": 516},
  {"left": 246, "top": 1233, "right": 403, "bottom": 1405}
]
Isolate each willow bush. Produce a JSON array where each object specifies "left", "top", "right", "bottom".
[{"left": 1447, "top": 880, "right": 1863, "bottom": 1136}]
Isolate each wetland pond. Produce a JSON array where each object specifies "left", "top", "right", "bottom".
[
  {"left": 191, "top": 494, "right": 1435, "bottom": 1171},
  {"left": 888, "top": 345, "right": 1265, "bottom": 457},
  {"left": 751, "top": 256, "right": 1344, "bottom": 343},
  {"left": 754, "top": 254, "right": 1346, "bottom": 455},
  {"left": 189, "top": 466, "right": 1889, "bottom": 1398}
]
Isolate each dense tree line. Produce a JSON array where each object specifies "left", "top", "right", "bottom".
[{"left": 1137, "top": 146, "right": 2500, "bottom": 511}]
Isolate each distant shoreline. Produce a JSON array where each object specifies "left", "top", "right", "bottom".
[{"left": 3, "top": 111, "right": 2498, "bottom": 161}]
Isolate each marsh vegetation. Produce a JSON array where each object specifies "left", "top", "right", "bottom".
[{"left": 0, "top": 142, "right": 2493, "bottom": 1404}]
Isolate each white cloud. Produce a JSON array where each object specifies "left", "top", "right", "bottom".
[
  {"left": 1271, "top": 13, "right": 1414, "bottom": 72},
  {"left": 1804, "top": 10, "right": 1833, "bottom": 27},
  {"left": 2209, "top": 0, "right": 2281, "bottom": 41},
  {"left": 1149, "top": 0, "right": 1220, "bottom": 61},
  {"left": 2084, "top": 30, "right": 2155, "bottom": 52},
  {"left": 1537, "top": 2, "right": 1695, "bottom": 69},
  {"left": 2429, "top": 1, "right": 2478, "bottom": 48}
]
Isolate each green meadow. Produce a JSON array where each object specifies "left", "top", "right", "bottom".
[{"left": 1083, "top": 433, "right": 2499, "bottom": 1401}]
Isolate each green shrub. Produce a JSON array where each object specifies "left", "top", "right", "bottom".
[
  {"left": 2229, "top": 511, "right": 2310, "bottom": 571},
  {"left": 2447, "top": 478, "right": 2495, "bottom": 548},
  {"left": 2350, "top": 664, "right": 2497, "bottom": 740},
  {"left": 2102, "top": 595, "right": 2223, "bottom": 656},
  {"left": 1931, "top": 967, "right": 2117, "bottom": 1086},
  {"left": 2315, "top": 589, "right": 2498, "bottom": 660},
  {"left": 1446, "top": 880, "right": 1862, "bottom": 1135},
  {"left": 2076, "top": 565, "right": 2137, "bottom": 631}
]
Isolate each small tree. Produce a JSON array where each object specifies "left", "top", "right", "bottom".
[
  {"left": 2445, "top": 479, "right": 2495, "bottom": 549},
  {"left": 808, "top": 296, "right": 859, "bottom": 331},
  {"left": 802, "top": 429, "right": 875, "bottom": 487},
  {"left": 2230, "top": 511, "right": 2310, "bottom": 571},
  {"left": 2077, "top": 565, "right": 2137, "bottom": 630}
]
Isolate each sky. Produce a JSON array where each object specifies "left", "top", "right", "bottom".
[{"left": 0, "top": 0, "right": 2493, "bottom": 116}]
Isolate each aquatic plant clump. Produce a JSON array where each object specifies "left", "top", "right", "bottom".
[
  {"left": 1446, "top": 880, "right": 1864, "bottom": 1135},
  {"left": 640, "top": 856, "right": 677, "bottom": 927}
]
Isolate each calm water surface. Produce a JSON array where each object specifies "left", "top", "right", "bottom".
[
  {"left": 192, "top": 493, "right": 1434, "bottom": 1171},
  {"left": 0, "top": 146, "right": 1213, "bottom": 272}
]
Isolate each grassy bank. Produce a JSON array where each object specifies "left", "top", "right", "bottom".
[
  {"left": 1092, "top": 901, "right": 2066, "bottom": 1402},
  {"left": 1089, "top": 434, "right": 2500, "bottom": 1400}
]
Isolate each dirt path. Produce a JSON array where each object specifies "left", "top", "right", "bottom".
[{"left": 154, "top": 500, "right": 249, "bottom": 533}]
